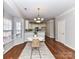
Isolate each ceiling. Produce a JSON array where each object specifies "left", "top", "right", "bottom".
[{"left": 4, "top": 0, "right": 75, "bottom": 21}]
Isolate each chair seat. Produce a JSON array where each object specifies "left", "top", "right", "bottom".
[{"left": 32, "top": 39, "right": 40, "bottom": 48}]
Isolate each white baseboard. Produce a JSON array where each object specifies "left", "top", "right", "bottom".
[{"left": 56, "top": 39, "right": 75, "bottom": 50}]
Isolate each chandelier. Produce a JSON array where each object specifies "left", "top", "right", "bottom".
[{"left": 34, "top": 8, "right": 44, "bottom": 23}]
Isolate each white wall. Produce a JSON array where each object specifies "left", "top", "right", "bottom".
[
  {"left": 46, "top": 20, "right": 55, "bottom": 38},
  {"left": 55, "top": 8, "right": 75, "bottom": 49}
]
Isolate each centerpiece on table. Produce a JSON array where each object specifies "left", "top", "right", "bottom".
[{"left": 33, "top": 27, "right": 38, "bottom": 37}]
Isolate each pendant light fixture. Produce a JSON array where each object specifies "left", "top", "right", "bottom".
[{"left": 34, "top": 8, "right": 44, "bottom": 23}]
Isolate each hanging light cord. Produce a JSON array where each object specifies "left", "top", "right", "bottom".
[{"left": 37, "top": 8, "right": 40, "bottom": 17}]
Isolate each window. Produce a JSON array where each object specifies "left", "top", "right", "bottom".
[
  {"left": 3, "top": 18, "right": 12, "bottom": 44},
  {"left": 15, "top": 21, "right": 22, "bottom": 38}
]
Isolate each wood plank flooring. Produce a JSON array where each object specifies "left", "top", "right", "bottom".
[
  {"left": 45, "top": 36, "right": 75, "bottom": 59},
  {"left": 4, "top": 36, "right": 75, "bottom": 59},
  {"left": 4, "top": 42, "right": 26, "bottom": 59}
]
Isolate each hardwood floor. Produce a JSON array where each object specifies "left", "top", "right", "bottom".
[
  {"left": 4, "top": 42, "right": 26, "bottom": 59},
  {"left": 4, "top": 36, "right": 75, "bottom": 59},
  {"left": 45, "top": 36, "right": 75, "bottom": 59}
]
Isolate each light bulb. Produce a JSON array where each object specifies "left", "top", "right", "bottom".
[
  {"left": 34, "top": 18, "right": 36, "bottom": 21},
  {"left": 41, "top": 18, "right": 44, "bottom": 21},
  {"left": 38, "top": 17, "right": 40, "bottom": 19}
]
